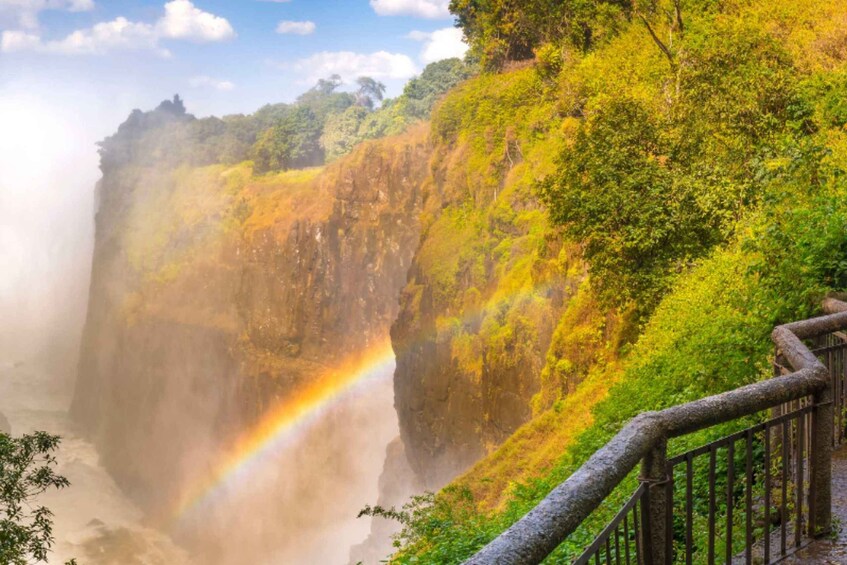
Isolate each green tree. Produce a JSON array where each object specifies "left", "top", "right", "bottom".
[
  {"left": 296, "top": 75, "right": 356, "bottom": 121},
  {"left": 540, "top": 21, "right": 808, "bottom": 319},
  {"left": 321, "top": 105, "right": 370, "bottom": 162},
  {"left": 450, "top": 0, "right": 631, "bottom": 69},
  {"left": 401, "top": 59, "right": 473, "bottom": 120},
  {"left": 314, "top": 74, "right": 343, "bottom": 95},
  {"left": 540, "top": 97, "right": 695, "bottom": 313},
  {"left": 0, "top": 431, "right": 74, "bottom": 565},
  {"left": 251, "top": 107, "right": 324, "bottom": 173},
  {"left": 355, "top": 77, "right": 387, "bottom": 110}
]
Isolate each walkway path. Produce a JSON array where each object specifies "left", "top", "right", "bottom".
[{"left": 784, "top": 445, "right": 847, "bottom": 564}]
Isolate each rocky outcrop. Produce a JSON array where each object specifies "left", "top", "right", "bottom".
[
  {"left": 387, "top": 68, "right": 617, "bottom": 491},
  {"left": 72, "top": 84, "right": 615, "bottom": 562},
  {"left": 391, "top": 225, "right": 574, "bottom": 487},
  {"left": 72, "top": 107, "right": 431, "bottom": 550}
]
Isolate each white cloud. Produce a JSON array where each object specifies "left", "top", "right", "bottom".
[
  {"left": 0, "top": 0, "right": 94, "bottom": 29},
  {"left": 407, "top": 26, "right": 467, "bottom": 64},
  {"left": 287, "top": 50, "right": 418, "bottom": 83},
  {"left": 1, "top": 17, "right": 166, "bottom": 55},
  {"left": 1, "top": 30, "right": 41, "bottom": 52},
  {"left": 276, "top": 20, "right": 315, "bottom": 35},
  {"left": 0, "top": 0, "right": 234, "bottom": 55},
  {"left": 51, "top": 18, "right": 163, "bottom": 55},
  {"left": 370, "top": 0, "right": 450, "bottom": 19},
  {"left": 189, "top": 75, "right": 235, "bottom": 91},
  {"left": 156, "top": 0, "right": 235, "bottom": 42}
]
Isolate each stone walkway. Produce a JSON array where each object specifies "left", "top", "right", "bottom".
[{"left": 782, "top": 445, "right": 847, "bottom": 564}]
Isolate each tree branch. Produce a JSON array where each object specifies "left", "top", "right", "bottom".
[
  {"left": 637, "top": 11, "right": 676, "bottom": 68},
  {"left": 674, "top": 0, "right": 684, "bottom": 34}
]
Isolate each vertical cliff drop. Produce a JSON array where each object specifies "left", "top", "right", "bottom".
[{"left": 72, "top": 100, "right": 432, "bottom": 562}]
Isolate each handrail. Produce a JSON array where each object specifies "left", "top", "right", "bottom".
[{"left": 465, "top": 299, "right": 847, "bottom": 564}]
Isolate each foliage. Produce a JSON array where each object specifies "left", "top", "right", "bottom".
[
  {"left": 355, "top": 77, "right": 387, "bottom": 110},
  {"left": 320, "top": 106, "right": 370, "bottom": 162},
  {"left": 318, "top": 59, "right": 474, "bottom": 162},
  {"left": 0, "top": 431, "right": 74, "bottom": 565},
  {"left": 360, "top": 487, "right": 492, "bottom": 557},
  {"left": 388, "top": 0, "right": 847, "bottom": 562},
  {"left": 400, "top": 58, "right": 474, "bottom": 120},
  {"left": 99, "top": 60, "right": 473, "bottom": 173},
  {"left": 251, "top": 106, "right": 324, "bottom": 173},
  {"left": 449, "top": 0, "right": 630, "bottom": 69},
  {"left": 539, "top": 13, "right": 813, "bottom": 322}
]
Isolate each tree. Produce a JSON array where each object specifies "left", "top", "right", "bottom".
[
  {"left": 401, "top": 59, "right": 473, "bottom": 120},
  {"left": 251, "top": 106, "right": 324, "bottom": 173},
  {"left": 156, "top": 94, "right": 187, "bottom": 116},
  {"left": 449, "top": 0, "right": 631, "bottom": 69},
  {"left": 296, "top": 76, "right": 356, "bottom": 121},
  {"left": 314, "top": 74, "right": 343, "bottom": 96},
  {"left": 355, "top": 77, "right": 387, "bottom": 109},
  {"left": 0, "top": 431, "right": 75, "bottom": 565},
  {"left": 539, "top": 96, "right": 714, "bottom": 314},
  {"left": 321, "top": 105, "right": 369, "bottom": 161}
]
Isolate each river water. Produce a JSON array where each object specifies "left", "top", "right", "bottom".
[
  {"left": 0, "top": 360, "right": 189, "bottom": 565},
  {"left": 0, "top": 356, "right": 402, "bottom": 564}
]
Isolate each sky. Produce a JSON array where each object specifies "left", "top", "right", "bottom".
[
  {"left": 0, "top": 0, "right": 466, "bottom": 371},
  {"left": 0, "top": 0, "right": 468, "bottom": 122}
]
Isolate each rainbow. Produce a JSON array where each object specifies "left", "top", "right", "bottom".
[
  {"left": 172, "top": 279, "right": 555, "bottom": 522},
  {"left": 172, "top": 341, "right": 396, "bottom": 521}
]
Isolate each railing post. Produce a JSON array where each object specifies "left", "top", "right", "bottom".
[
  {"left": 639, "top": 437, "right": 669, "bottom": 565},
  {"left": 809, "top": 368, "right": 833, "bottom": 537}
]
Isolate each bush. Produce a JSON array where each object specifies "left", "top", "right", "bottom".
[{"left": 0, "top": 431, "right": 74, "bottom": 565}]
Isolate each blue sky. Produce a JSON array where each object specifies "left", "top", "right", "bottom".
[
  {"left": 0, "top": 0, "right": 466, "bottom": 121},
  {"left": 0, "top": 1, "right": 466, "bottom": 352}
]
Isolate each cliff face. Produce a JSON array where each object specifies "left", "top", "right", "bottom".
[
  {"left": 72, "top": 114, "right": 430, "bottom": 557},
  {"left": 390, "top": 69, "right": 621, "bottom": 488},
  {"left": 74, "top": 78, "right": 622, "bottom": 561}
]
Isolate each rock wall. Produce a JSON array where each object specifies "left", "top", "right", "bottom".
[
  {"left": 72, "top": 107, "right": 431, "bottom": 555},
  {"left": 388, "top": 68, "right": 619, "bottom": 490},
  {"left": 73, "top": 82, "right": 618, "bottom": 561}
]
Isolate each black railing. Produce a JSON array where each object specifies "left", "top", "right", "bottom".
[
  {"left": 466, "top": 298, "right": 847, "bottom": 564},
  {"left": 574, "top": 405, "right": 817, "bottom": 565},
  {"left": 809, "top": 331, "right": 847, "bottom": 445},
  {"left": 573, "top": 484, "right": 647, "bottom": 565}
]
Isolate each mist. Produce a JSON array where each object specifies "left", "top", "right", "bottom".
[
  {"left": 0, "top": 83, "right": 193, "bottom": 561},
  {"left": 173, "top": 367, "right": 400, "bottom": 564},
  {"left": 0, "top": 84, "right": 99, "bottom": 376},
  {"left": 0, "top": 80, "right": 417, "bottom": 563}
]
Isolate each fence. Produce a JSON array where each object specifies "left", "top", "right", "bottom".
[{"left": 465, "top": 298, "right": 847, "bottom": 564}]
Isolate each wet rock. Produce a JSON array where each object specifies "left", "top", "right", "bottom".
[{"left": 71, "top": 128, "right": 430, "bottom": 544}]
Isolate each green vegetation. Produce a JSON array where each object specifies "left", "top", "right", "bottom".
[
  {"left": 87, "top": 1, "right": 847, "bottom": 562},
  {"left": 251, "top": 106, "right": 323, "bottom": 173},
  {"left": 381, "top": 0, "right": 847, "bottom": 562},
  {"left": 0, "top": 432, "right": 75, "bottom": 565},
  {"left": 98, "top": 58, "right": 471, "bottom": 174},
  {"left": 450, "top": 0, "right": 630, "bottom": 69}
]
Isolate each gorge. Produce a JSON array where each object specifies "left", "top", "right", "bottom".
[
  {"left": 6, "top": 0, "right": 847, "bottom": 563},
  {"left": 66, "top": 69, "right": 605, "bottom": 561}
]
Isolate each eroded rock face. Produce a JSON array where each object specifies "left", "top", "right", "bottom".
[
  {"left": 387, "top": 113, "right": 584, "bottom": 489},
  {"left": 391, "top": 257, "right": 568, "bottom": 488},
  {"left": 71, "top": 120, "right": 431, "bottom": 553}
]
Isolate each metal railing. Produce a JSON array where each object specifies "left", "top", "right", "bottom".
[{"left": 466, "top": 298, "right": 847, "bottom": 564}]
